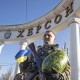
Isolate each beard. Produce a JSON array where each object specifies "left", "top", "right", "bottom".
[
  {"left": 44, "top": 38, "right": 54, "bottom": 45},
  {"left": 44, "top": 39, "right": 50, "bottom": 44}
]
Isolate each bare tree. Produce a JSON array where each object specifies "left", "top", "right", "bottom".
[{"left": 0, "top": 67, "right": 13, "bottom": 80}]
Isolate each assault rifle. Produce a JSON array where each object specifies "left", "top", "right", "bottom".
[{"left": 28, "top": 43, "right": 46, "bottom": 80}]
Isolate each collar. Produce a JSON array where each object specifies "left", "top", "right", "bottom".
[{"left": 43, "top": 44, "right": 59, "bottom": 51}]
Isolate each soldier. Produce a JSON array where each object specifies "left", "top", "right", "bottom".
[
  {"left": 36, "top": 30, "right": 71, "bottom": 80},
  {"left": 14, "top": 30, "right": 71, "bottom": 80}
]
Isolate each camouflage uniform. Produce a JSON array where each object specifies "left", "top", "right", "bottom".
[
  {"left": 36, "top": 44, "right": 71, "bottom": 80},
  {"left": 14, "top": 44, "right": 71, "bottom": 80}
]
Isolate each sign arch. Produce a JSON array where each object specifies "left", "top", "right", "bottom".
[{"left": 0, "top": 0, "right": 80, "bottom": 80}]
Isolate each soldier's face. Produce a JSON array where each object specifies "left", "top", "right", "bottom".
[{"left": 43, "top": 31, "right": 55, "bottom": 45}]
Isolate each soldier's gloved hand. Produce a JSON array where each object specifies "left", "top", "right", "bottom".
[
  {"left": 51, "top": 67, "right": 64, "bottom": 80},
  {"left": 39, "top": 73, "right": 46, "bottom": 80},
  {"left": 58, "top": 73, "right": 64, "bottom": 80},
  {"left": 51, "top": 73, "right": 64, "bottom": 80}
]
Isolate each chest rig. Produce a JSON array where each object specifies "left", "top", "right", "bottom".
[{"left": 37, "top": 44, "right": 59, "bottom": 61}]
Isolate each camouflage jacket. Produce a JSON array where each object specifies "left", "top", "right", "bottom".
[
  {"left": 14, "top": 44, "right": 71, "bottom": 80},
  {"left": 36, "top": 44, "right": 71, "bottom": 80}
]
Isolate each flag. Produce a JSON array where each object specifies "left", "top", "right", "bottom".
[{"left": 15, "top": 50, "right": 31, "bottom": 64}]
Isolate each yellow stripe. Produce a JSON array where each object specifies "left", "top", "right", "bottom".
[{"left": 17, "top": 56, "right": 28, "bottom": 64}]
